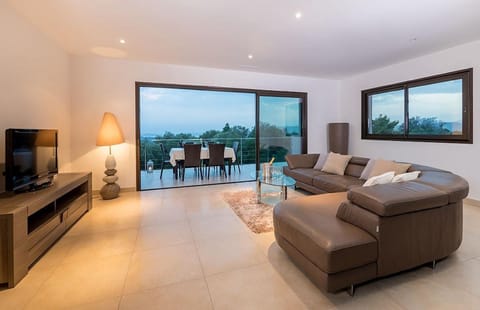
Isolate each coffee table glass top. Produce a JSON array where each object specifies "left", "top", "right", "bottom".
[{"left": 253, "top": 170, "right": 296, "bottom": 187}]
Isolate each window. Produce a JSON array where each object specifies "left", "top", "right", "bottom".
[{"left": 361, "top": 68, "right": 473, "bottom": 143}]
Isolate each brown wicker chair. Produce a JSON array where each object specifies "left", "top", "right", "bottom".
[
  {"left": 179, "top": 144, "right": 203, "bottom": 181},
  {"left": 206, "top": 143, "right": 226, "bottom": 179}
]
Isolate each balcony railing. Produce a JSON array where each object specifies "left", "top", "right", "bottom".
[{"left": 139, "top": 136, "right": 302, "bottom": 171}]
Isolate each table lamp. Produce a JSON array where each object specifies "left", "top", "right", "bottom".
[{"left": 96, "top": 112, "right": 125, "bottom": 199}]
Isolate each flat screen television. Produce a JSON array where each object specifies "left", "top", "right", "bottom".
[{"left": 5, "top": 129, "right": 58, "bottom": 192}]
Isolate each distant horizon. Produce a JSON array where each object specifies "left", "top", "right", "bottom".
[{"left": 140, "top": 124, "right": 301, "bottom": 139}]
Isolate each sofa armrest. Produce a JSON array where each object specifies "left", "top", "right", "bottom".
[
  {"left": 285, "top": 154, "right": 319, "bottom": 169},
  {"left": 347, "top": 182, "right": 449, "bottom": 217},
  {"left": 337, "top": 201, "right": 380, "bottom": 239}
]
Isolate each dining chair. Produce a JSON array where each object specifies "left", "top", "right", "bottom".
[
  {"left": 179, "top": 144, "right": 203, "bottom": 181},
  {"left": 232, "top": 141, "right": 241, "bottom": 173},
  {"left": 206, "top": 143, "right": 226, "bottom": 179},
  {"left": 158, "top": 143, "right": 173, "bottom": 179}
]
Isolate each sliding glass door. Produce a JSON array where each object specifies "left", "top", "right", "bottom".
[
  {"left": 136, "top": 83, "right": 307, "bottom": 190},
  {"left": 258, "top": 95, "right": 306, "bottom": 167}
]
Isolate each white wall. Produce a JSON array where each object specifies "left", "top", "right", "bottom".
[
  {"left": 339, "top": 40, "right": 480, "bottom": 199},
  {"left": 70, "top": 56, "right": 341, "bottom": 190},
  {"left": 0, "top": 2, "right": 71, "bottom": 190}
]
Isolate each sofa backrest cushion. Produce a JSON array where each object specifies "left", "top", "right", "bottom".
[
  {"left": 285, "top": 154, "right": 319, "bottom": 169},
  {"left": 408, "top": 163, "right": 448, "bottom": 173},
  {"left": 414, "top": 171, "right": 469, "bottom": 203},
  {"left": 344, "top": 156, "right": 370, "bottom": 178},
  {"left": 348, "top": 181, "right": 449, "bottom": 216}
]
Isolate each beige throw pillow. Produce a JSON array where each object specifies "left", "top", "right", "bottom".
[
  {"left": 368, "top": 159, "right": 411, "bottom": 178},
  {"left": 321, "top": 152, "right": 353, "bottom": 176},
  {"left": 313, "top": 154, "right": 327, "bottom": 170},
  {"left": 363, "top": 171, "right": 395, "bottom": 187}
]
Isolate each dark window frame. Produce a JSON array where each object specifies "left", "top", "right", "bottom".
[{"left": 361, "top": 68, "right": 473, "bottom": 143}]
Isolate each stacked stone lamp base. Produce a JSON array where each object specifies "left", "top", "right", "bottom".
[
  {"left": 100, "top": 168, "right": 120, "bottom": 200},
  {"left": 100, "top": 154, "right": 120, "bottom": 200}
]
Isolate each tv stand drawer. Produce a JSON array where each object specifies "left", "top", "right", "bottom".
[
  {"left": 27, "top": 214, "right": 63, "bottom": 249},
  {"left": 28, "top": 221, "right": 66, "bottom": 266},
  {"left": 67, "top": 193, "right": 88, "bottom": 216}
]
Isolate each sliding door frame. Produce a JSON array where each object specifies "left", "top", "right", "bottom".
[{"left": 135, "top": 81, "right": 308, "bottom": 191}]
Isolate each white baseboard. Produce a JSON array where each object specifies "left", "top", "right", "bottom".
[{"left": 464, "top": 198, "right": 480, "bottom": 207}]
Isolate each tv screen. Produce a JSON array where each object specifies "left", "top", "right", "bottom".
[{"left": 5, "top": 129, "right": 58, "bottom": 192}]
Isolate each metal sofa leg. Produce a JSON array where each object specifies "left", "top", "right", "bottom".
[
  {"left": 431, "top": 259, "right": 436, "bottom": 269},
  {"left": 348, "top": 284, "right": 355, "bottom": 297}
]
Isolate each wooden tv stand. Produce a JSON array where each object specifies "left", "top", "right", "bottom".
[{"left": 0, "top": 172, "right": 92, "bottom": 288}]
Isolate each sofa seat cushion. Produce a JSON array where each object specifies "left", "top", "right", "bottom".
[
  {"left": 312, "top": 175, "right": 365, "bottom": 192},
  {"left": 285, "top": 168, "right": 327, "bottom": 185},
  {"left": 273, "top": 192, "right": 378, "bottom": 274}
]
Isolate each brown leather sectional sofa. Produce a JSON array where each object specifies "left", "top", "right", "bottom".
[{"left": 274, "top": 153, "right": 469, "bottom": 294}]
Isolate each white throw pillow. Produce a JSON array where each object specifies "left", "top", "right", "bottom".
[
  {"left": 363, "top": 171, "right": 395, "bottom": 187},
  {"left": 360, "top": 159, "right": 375, "bottom": 180},
  {"left": 321, "top": 152, "right": 353, "bottom": 176},
  {"left": 392, "top": 171, "right": 421, "bottom": 183},
  {"left": 313, "top": 154, "right": 327, "bottom": 170}
]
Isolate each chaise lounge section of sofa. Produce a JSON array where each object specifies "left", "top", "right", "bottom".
[{"left": 274, "top": 153, "right": 468, "bottom": 294}]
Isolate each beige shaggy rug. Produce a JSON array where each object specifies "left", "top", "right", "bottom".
[{"left": 222, "top": 190, "right": 276, "bottom": 234}]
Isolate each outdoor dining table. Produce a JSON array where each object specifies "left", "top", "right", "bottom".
[{"left": 169, "top": 147, "right": 236, "bottom": 178}]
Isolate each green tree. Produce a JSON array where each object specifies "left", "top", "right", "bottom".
[
  {"left": 222, "top": 123, "right": 231, "bottom": 132},
  {"left": 371, "top": 114, "right": 400, "bottom": 134},
  {"left": 200, "top": 130, "right": 220, "bottom": 139},
  {"left": 406, "top": 117, "right": 451, "bottom": 135}
]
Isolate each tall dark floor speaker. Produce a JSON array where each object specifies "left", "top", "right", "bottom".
[{"left": 328, "top": 123, "right": 349, "bottom": 155}]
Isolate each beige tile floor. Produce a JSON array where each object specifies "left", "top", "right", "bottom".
[{"left": 1, "top": 182, "right": 480, "bottom": 309}]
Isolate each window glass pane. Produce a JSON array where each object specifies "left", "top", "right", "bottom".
[
  {"left": 368, "top": 90, "right": 404, "bottom": 135},
  {"left": 259, "top": 96, "right": 303, "bottom": 164},
  {"left": 408, "top": 79, "right": 463, "bottom": 136},
  {"left": 138, "top": 87, "right": 256, "bottom": 190}
]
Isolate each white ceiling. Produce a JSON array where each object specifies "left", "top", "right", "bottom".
[{"left": 7, "top": 0, "right": 480, "bottom": 78}]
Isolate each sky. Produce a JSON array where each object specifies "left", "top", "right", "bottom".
[
  {"left": 140, "top": 87, "right": 301, "bottom": 136},
  {"left": 370, "top": 79, "right": 463, "bottom": 124}
]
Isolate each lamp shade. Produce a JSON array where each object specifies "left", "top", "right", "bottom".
[{"left": 96, "top": 112, "right": 125, "bottom": 146}]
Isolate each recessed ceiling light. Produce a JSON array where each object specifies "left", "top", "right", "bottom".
[
  {"left": 248, "top": 54, "right": 253, "bottom": 59},
  {"left": 119, "top": 39, "right": 126, "bottom": 44},
  {"left": 295, "top": 11, "right": 302, "bottom": 19}
]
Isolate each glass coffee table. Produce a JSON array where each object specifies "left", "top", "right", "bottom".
[{"left": 253, "top": 170, "right": 296, "bottom": 203}]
